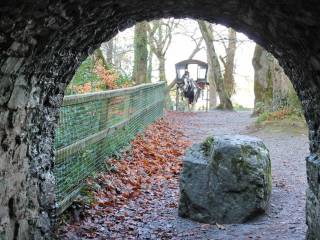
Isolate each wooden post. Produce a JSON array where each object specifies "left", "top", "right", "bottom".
[
  {"left": 176, "top": 87, "right": 179, "bottom": 111},
  {"left": 206, "top": 86, "right": 209, "bottom": 112}
]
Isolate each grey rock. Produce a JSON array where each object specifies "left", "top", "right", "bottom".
[
  {"left": 7, "top": 75, "right": 30, "bottom": 109},
  {"left": 1, "top": 57, "right": 24, "bottom": 74},
  {"left": 0, "top": 76, "right": 13, "bottom": 105},
  {"left": 179, "top": 135, "right": 272, "bottom": 224}
]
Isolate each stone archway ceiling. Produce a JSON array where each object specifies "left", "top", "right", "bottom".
[{"left": 1, "top": 1, "right": 320, "bottom": 239}]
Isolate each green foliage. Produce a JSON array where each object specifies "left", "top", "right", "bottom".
[
  {"left": 65, "top": 56, "right": 134, "bottom": 95},
  {"left": 116, "top": 72, "right": 132, "bottom": 87},
  {"left": 255, "top": 81, "right": 304, "bottom": 125},
  {"left": 66, "top": 57, "right": 101, "bottom": 95},
  {"left": 73, "top": 57, "right": 100, "bottom": 85},
  {"left": 272, "top": 90, "right": 302, "bottom": 112},
  {"left": 254, "top": 101, "right": 271, "bottom": 115},
  {"left": 79, "top": 184, "right": 95, "bottom": 203},
  {"left": 257, "top": 90, "right": 304, "bottom": 124},
  {"left": 201, "top": 136, "right": 214, "bottom": 156},
  {"left": 233, "top": 103, "right": 251, "bottom": 111},
  {"left": 256, "top": 111, "right": 270, "bottom": 124},
  {"left": 256, "top": 105, "right": 304, "bottom": 124},
  {"left": 287, "top": 91, "right": 303, "bottom": 115}
]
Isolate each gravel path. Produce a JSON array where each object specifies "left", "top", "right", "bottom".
[
  {"left": 163, "top": 110, "right": 309, "bottom": 240},
  {"left": 59, "top": 110, "right": 309, "bottom": 240}
]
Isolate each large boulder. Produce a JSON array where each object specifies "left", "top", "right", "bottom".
[{"left": 178, "top": 135, "right": 272, "bottom": 224}]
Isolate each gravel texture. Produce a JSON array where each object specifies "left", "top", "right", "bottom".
[
  {"left": 59, "top": 110, "right": 309, "bottom": 240},
  {"left": 164, "top": 110, "right": 308, "bottom": 240}
]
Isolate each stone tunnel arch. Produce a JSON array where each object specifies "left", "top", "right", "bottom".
[{"left": 1, "top": 1, "right": 320, "bottom": 239}]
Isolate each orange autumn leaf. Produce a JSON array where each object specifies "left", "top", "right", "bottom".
[
  {"left": 94, "top": 61, "right": 118, "bottom": 89},
  {"left": 78, "top": 117, "right": 191, "bottom": 225}
]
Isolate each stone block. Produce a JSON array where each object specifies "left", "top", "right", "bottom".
[
  {"left": 306, "top": 154, "right": 320, "bottom": 198},
  {"left": 306, "top": 188, "right": 320, "bottom": 240},
  {"left": 179, "top": 135, "right": 272, "bottom": 224}
]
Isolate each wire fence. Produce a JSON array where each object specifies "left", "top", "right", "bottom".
[{"left": 53, "top": 82, "right": 165, "bottom": 214}]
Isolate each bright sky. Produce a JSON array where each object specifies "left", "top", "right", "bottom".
[{"left": 111, "top": 19, "right": 256, "bottom": 108}]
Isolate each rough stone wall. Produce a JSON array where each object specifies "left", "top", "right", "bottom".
[{"left": 1, "top": 0, "right": 320, "bottom": 239}]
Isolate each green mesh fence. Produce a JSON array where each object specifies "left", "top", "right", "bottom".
[{"left": 54, "top": 82, "right": 165, "bottom": 214}]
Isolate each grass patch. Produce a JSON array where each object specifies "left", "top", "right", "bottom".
[
  {"left": 255, "top": 106, "right": 307, "bottom": 133},
  {"left": 256, "top": 107, "right": 303, "bottom": 124},
  {"left": 233, "top": 103, "right": 252, "bottom": 111},
  {"left": 201, "top": 136, "right": 214, "bottom": 156}
]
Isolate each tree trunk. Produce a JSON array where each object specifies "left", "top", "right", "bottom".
[
  {"left": 198, "top": 20, "right": 233, "bottom": 110},
  {"left": 147, "top": 50, "right": 153, "bottom": 82},
  {"left": 252, "top": 44, "right": 273, "bottom": 115},
  {"left": 94, "top": 48, "right": 108, "bottom": 68},
  {"left": 158, "top": 56, "right": 166, "bottom": 82},
  {"left": 272, "top": 58, "right": 295, "bottom": 110},
  {"left": 188, "top": 38, "right": 203, "bottom": 60},
  {"left": 223, "top": 28, "right": 237, "bottom": 97},
  {"left": 207, "top": 54, "right": 217, "bottom": 109},
  {"left": 148, "top": 19, "right": 176, "bottom": 83},
  {"left": 132, "top": 21, "right": 148, "bottom": 85},
  {"left": 106, "top": 39, "right": 113, "bottom": 66}
]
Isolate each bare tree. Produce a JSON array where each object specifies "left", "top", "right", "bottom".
[
  {"left": 175, "top": 21, "right": 205, "bottom": 60},
  {"left": 166, "top": 25, "right": 204, "bottom": 92},
  {"left": 188, "top": 38, "right": 203, "bottom": 60},
  {"left": 111, "top": 34, "right": 134, "bottom": 75},
  {"left": 198, "top": 20, "right": 233, "bottom": 110},
  {"left": 148, "top": 19, "right": 178, "bottom": 82}
]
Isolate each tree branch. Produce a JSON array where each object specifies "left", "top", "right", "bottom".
[{"left": 188, "top": 38, "right": 203, "bottom": 59}]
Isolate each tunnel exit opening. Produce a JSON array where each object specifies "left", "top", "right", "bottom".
[
  {"left": 53, "top": 18, "right": 308, "bottom": 239},
  {"left": 0, "top": 1, "right": 319, "bottom": 239}
]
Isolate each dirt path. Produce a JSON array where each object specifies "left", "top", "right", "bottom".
[
  {"left": 165, "top": 110, "right": 309, "bottom": 240},
  {"left": 59, "top": 110, "right": 309, "bottom": 240}
]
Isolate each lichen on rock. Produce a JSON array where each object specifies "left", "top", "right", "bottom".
[{"left": 179, "top": 134, "right": 272, "bottom": 224}]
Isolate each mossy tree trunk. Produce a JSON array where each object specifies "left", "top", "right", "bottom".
[
  {"left": 272, "top": 59, "right": 296, "bottom": 110},
  {"left": 147, "top": 50, "right": 153, "bottom": 82},
  {"left": 94, "top": 48, "right": 108, "bottom": 68},
  {"left": 198, "top": 20, "right": 233, "bottom": 110},
  {"left": 133, "top": 21, "right": 149, "bottom": 85},
  {"left": 252, "top": 44, "right": 274, "bottom": 115},
  {"left": 158, "top": 56, "right": 166, "bottom": 82},
  {"left": 253, "top": 44, "right": 300, "bottom": 115},
  {"left": 106, "top": 39, "right": 113, "bottom": 66}
]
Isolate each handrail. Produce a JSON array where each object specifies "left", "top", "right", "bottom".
[{"left": 62, "top": 82, "right": 165, "bottom": 106}]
